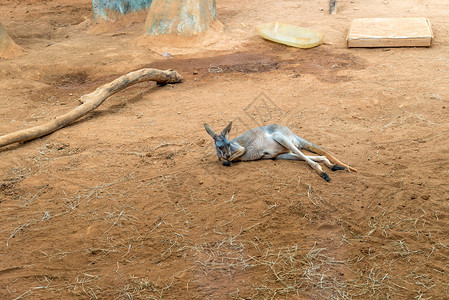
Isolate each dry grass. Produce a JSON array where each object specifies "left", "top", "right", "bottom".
[
  {"left": 3, "top": 152, "right": 449, "bottom": 300},
  {"left": 3, "top": 165, "right": 449, "bottom": 299}
]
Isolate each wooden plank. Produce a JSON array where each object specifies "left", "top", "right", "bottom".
[{"left": 347, "top": 17, "right": 433, "bottom": 48}]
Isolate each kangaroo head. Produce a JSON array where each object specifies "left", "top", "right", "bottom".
[{"left": 204, "top": 122, "right": 232, "bottom": 160}]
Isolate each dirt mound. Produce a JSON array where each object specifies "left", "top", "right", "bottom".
[
  {"left": 136, "top": 20, "right": 226, "bottom": 54},
  {"left": 0, "top": 22, "right": 24, "bottom": 59}
]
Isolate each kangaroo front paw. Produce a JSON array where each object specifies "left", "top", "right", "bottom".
[
  {"left": 320, "top": 172, "right": 331, "bottom": 182},
  {"left": 331, "top": 164, "right": 345, "bottom": 172},
  {"left": 223, "top": 160, "right": 232, "bottom": 167}
]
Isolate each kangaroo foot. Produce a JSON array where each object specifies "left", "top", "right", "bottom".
[
  {"left": 223, "top": 160, "right": 232, "bottom": 167},
  {"left": 320, "top": 172, "right": 331, "bottom": 182},
  {"left": 331, "top": 164, "right": 345, "bottom": 172}
]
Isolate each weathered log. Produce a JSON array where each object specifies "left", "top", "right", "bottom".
[{"left": 0, "top": 68, "right": 182, "bottom": 148}]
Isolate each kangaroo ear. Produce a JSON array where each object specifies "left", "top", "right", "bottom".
[
  {"left": 204, "top": 123, "right": 218, "bottom": 139},
  {"left": 221, "top": 121, "right": 232, "bottom": 136}
]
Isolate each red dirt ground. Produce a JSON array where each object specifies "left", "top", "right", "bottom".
[{"left": 1, "top": 0, "right": 449, "bottom": 299}]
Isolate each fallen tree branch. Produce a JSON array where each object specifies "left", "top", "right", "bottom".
[{"left": 0, "top": 68, "right": 182, "bottom": 149}]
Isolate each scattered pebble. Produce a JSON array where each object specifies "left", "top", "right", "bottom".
[
  {"left": 162, "top": 52, "right": 173, "bottom": 59},
  {"left": 429, "top": 94, "right": 441, "bottom": 101}
]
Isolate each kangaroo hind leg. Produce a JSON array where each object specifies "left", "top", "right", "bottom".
[
  {"left": 272, "top": 133, "right": 331, "bottom": 182},
  {"left": 276, "top": 153, "right": 345, "bottom": 172},
  {"left": 293, "top": 134, "right": 356, "bottom": 172}
]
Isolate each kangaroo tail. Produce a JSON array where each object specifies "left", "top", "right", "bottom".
[{"left": 295, "top": 134, "right": 358, "bottom": 172}]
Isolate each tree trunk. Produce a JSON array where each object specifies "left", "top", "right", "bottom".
[
  {"left": 144, "top": 0, "right": 216, "bottom": 35},
  {"left": 92, "top": 0, "right": 153, "bottom": 21}
]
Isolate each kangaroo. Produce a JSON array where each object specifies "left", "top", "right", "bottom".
[{"left": 204, "top": 122, "right": 357, "bottom": 182}]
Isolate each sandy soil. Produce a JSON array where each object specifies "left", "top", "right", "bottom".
[{"left": 1, "top": 0, "right": 449, "bottom": 299}]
